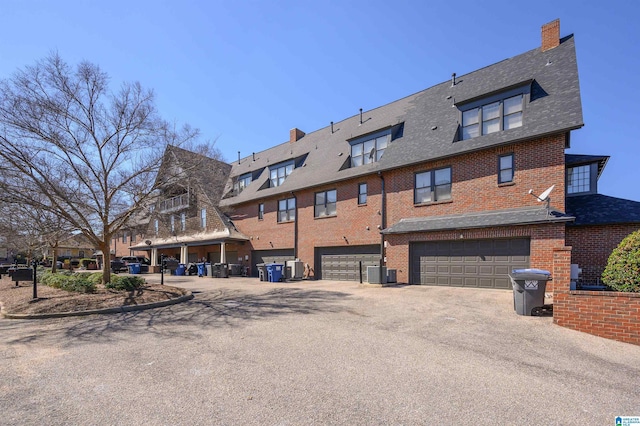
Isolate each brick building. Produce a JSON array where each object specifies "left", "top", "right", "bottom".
[
  {"left": 126, "top": 20, "right": 640, "bottom": 288},
  {"left": 217, "top": 20, "right": 579, "bottom": 289}
]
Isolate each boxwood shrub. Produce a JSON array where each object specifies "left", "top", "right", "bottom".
[
  {"left": 602, "top": 229, "right": 640, "bottom": 292},
  {"left": 106, "top": 275, "right": 145, "bottom": 291}
]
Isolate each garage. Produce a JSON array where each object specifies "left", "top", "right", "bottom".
[
  {"left": 410, "top": 238, "right": 530, "bottom": 288},
  {"left": 315, "top": 245, "right": 380, "bottom": 281},
  {"left": 251, "top": 249, "right": 295, "bottom": 277}
]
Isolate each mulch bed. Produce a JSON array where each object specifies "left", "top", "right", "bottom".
[{"left": 0, "top": 276, "right": 187, "bottom": 316}]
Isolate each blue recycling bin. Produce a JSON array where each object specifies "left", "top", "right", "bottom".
[
  {"left": 197, "top": 263, "right": 206, "bottom": 277},
  {"left": 175, "top": 264, "right": 186, "bottom": 276},
  {"left": 267, "top": 263, "right": 284, "bottom": 282},
  {"left": 128, "top": 263, "right": 141, "bottom": 274}
]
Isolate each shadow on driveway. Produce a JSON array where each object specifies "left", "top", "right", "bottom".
[{"left": 2, "top": 287, "right": 352, "bottom": 347}]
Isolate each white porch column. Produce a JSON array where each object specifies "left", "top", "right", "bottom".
[
  {"left": 150, "top": 248, "right": 158, "bottom": 266},
  {"left": 220, "top": 242, "right": 226, "bottom": 263},
  {"left": 181, "top": 245, "right": 188, "bottom": 264}
]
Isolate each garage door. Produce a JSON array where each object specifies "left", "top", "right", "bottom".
[
  {"left": 251, "top": 249, "right": 295, "bottom": 277},
  {"left": 316, "top": 245, "right": 380, "bottom": 282},
  {"left": 410, "top": 238, "right": 530, "bottom": 288}
]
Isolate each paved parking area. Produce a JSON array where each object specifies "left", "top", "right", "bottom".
[{"left": 1, "top": 275, "right": 639, "bottom": 425}]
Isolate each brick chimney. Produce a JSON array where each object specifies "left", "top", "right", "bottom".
[
  {"left": 290, "top": 128, "right": 305, "bottom": 143},
  {"left": 541, "top": 19, "right": 560, "bottom": 52}
]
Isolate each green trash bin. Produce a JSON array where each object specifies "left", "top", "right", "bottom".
[{"left": 509, "top": 269, "right": 552, "bottom": 316}]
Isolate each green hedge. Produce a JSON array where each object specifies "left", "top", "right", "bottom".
[
  {"left": 40, "top": 271, "right": 97, "bottom": 293},
  {"left": 106, "top": 275, "right": 145, "bottom": 291},
  {"left": 602, "top": 229, "right": 640, "bottom": 292}
]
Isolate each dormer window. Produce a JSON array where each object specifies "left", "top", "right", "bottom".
[
  {"left": 270, "top": 161, "right": 294, "bottom": 187},
  {"left": 234, "top": 173, "right": 252, "bottom": 193},
  {"left": 350, "top": 131, "right": 389, "bottom": 167},
  {"left": 458, "top": 82, "right": 529, "bottom": 141},
  {"left": 567, "top": 165, "right": 591, "bottom": 194}
]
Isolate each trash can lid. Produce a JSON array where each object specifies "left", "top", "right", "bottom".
[{"left": 512, "top": 268, "right": 550, "bottom": 275}]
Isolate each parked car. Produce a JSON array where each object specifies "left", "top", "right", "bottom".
[{"left": 120, "top": 256, "right": 150, "bottom": 265}]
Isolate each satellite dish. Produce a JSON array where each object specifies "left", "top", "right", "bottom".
[{"left": 537, "top": 185, "right": 555, "bottom": 202}]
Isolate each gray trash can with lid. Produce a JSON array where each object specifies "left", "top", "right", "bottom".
[{"left": 509, "top": 269, "right": 552, "bottom": 316}]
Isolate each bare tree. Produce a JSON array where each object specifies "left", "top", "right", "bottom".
[{"left": 0, "top": 53, "right": 212, "bottom": 284}]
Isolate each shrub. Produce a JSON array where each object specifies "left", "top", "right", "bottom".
[
  {"left": 106, "top": 275, "right": 145, "bottom": 291},
  {"left": 602, "top": 229, "right": 640, "bottom": 292},
  {"left": 40, "top": 271, "right": 97, "bottom": 293}
]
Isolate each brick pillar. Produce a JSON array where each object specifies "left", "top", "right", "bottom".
[
  {"left": 541, "top": 19, "right": 560, "bottom": 52},
  {"left": 552, "top": 246, "right": 572, "bottom": 324}
]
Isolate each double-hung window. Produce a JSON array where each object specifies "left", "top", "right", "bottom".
[
  {"left": 461, "top": 92, "right": 524, "bottom": 140},
  {"left": 270, "top": 161, "right": 294, "bottom": 187},
  {"left": 415, "top": 167, "right": 452, "bottom": 204},
  {"left": 350, "top": 131, "right": 390, "bottom": 167},
  {"left": 180, "top": 212, "right": 186, "bottom": 231},
  {"left": 200, "top": 209, "right": 206, "bottom": 228},
  {"left": 278, "top": 198, "right": 296, "bottom": 222},
  {"left": 122, "top": 232, "right": 127, "bottom": 243},
  {"left": 258, "top": 203, "right": 264, "bottom": 220},
  {"left": 170, "top": 215, "right": 175, "bottom": 233},
  {"left": 358, "top": 183, "right": 367, "bottom": 205},
  {"left": 154, "top": 219, "right": 159, "bottom": 235},
  {"left": 499, "top": 154, "right": 514, "bottom": 184},
  {"left": 315, "top": 190, "right": 337, "bottom": 218}
]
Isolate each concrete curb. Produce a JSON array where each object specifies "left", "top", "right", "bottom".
[{"left": 0, "top": 291, "right": 194, "bottom": 320}]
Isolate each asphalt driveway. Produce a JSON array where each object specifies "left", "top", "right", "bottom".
[{"left": 1, "top": 275, "right": 638, "bottom": 425}]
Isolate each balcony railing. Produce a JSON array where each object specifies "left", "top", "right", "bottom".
[{"left": 158, "top": 193, "right": 189, "bottom": 213}]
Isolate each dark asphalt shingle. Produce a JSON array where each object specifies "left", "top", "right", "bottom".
[
  {"left": 221, "top": 36, "right": 583, "bottom": 207},
  {"left": 566, "top": 194, "right": 640, "bottom": 226}
]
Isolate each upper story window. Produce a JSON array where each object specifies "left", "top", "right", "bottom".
[
  {"left": 415, "top": 167, "right": 452, "bottom": 204},
  {"left": 122, "top": 232, "right": 127, "bottom": 243},
  {"left": 258, "top": 203, "right": 264, "bottom": 220},
  {"left": 270, "top": 161, "right": 294, "bottom": 187},
  {"left": 351, "top": 132, "right": 389, "bottom": 167},
  {"left": 278, "top": 198, "right": 296, "bottom": 223},
  {"left": 154, "top": 219, "right": 159, "bottom": 235},
  {"left": 498, "top": 154, "right": 514, "bottom": 184},
  {"left": 234, "top": 173, "right": 252, "bottom": 193},
  {"left": 460, "top": 89, "right": 525, "bottom": 140},
  {"left": 131, "top": 233, "right": 136, "bottom": 243},
  {"left": 200, "top": 209, "right": 206, "bottom": 228},
  {"left": 567, "top": 165, "right": 591, "bottom": 194},
  {"left": 180, "top": 212, "right": 186, "bottom": 231},
  {"left": 358, "top": 183, "right": 367, "bottom": 205},
  {"left": 315, "top": 190, "right": 337, "bottom": 218},
  {"left": 170, "top": 215, "right": 175, "bottom": 233}
]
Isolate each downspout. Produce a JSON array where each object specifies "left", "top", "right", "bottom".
[
  {"left": 378, "top": 172, "right": 386, "bottom": 284},
  {"left": 292, "top": 192, "right": 298, "bottom": 259}
]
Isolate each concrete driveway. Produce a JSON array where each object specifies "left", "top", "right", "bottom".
[{"left": 1, "top": 275, "right": 638, "bottom": 425}]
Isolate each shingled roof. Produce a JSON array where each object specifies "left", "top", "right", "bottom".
[
  {"left": 565, "top": 154, "right": 609, "bottom": 178},
  {"left": 221, "top": 35, "right": 583, "bottom": 207},
  {"left": 566, "top": 194, "right": 640, "bottom": 226},
  {"left": 382, "top": 206, "right": 574, "bottom": 234}
]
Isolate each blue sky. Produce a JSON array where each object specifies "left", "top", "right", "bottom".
[{"left": 1, "top": 0, "right": 638, "bottom": 201}]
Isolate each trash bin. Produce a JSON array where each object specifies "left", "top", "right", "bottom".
[
  {"left": 229, "top": 264, "right": 243, "bottom": 276},
  {"left": 175, "top": 264, "right": 186, "bottom": 276},
  {"left": 212, "top": 263, "right": 228, "bottom": 278},
  {"left": 267, "top": 263, "right": 284, "bottom": 282},
  {"left": 196, "top": 263, "right": 206, "bottom": 277},
  {"left": 128, "top": 263, "right": 141, "bottom": 274},
  {"left": 509, "top": 269, "right": 552, "bottom": 316},
  {"left": 257, "top": 263, "right": 267, "bottom": 281},
  {"left": 206, "top": 263, "right": 213, "bottom": 277}
]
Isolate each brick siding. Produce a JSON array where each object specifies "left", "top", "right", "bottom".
[{"left": 566, "top": 224, "right": 640, "bottom": 283}]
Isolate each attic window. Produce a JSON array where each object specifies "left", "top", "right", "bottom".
[
  {"left": 350, "top": 130, "right": 390, "bottom": 167},
  {"left": 462, "top": 94, "right": 523, "bottom": 140},
  {"left": 270, "top": 161, "right": 294, "bottom": 187},
  {"left": 234, "top": 173, "right": 252, "bottom": 193}
]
